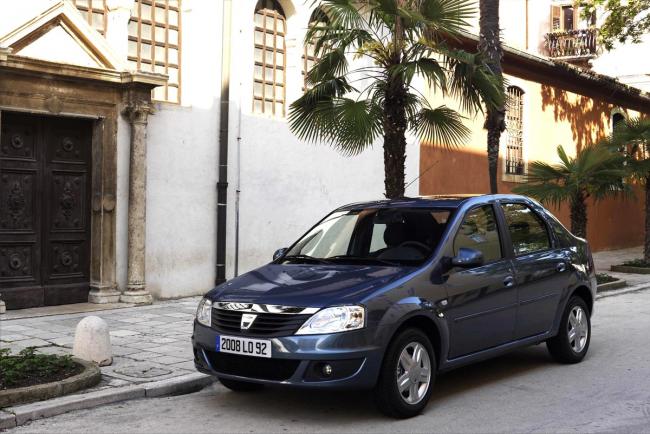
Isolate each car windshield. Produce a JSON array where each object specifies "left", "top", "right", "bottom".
[{"left": 281, "top": 207, "right": 453, "bottom": 266}]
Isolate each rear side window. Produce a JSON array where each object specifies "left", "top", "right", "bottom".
[
  {"left": 501, "top": 203, "right": 551, "bottom": 256},
  {"left": 547, "top": 213, "right": 574, "bottom": 247},
  {"left": 453, "top": 205, "right": 502, "bottom": 263}
]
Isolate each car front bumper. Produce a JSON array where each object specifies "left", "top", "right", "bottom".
[{"left": 192, "top": 321, "right": 384, "bottom": 390}]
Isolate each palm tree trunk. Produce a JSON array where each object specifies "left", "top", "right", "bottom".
[
  {"left": 645, "top": 177, "right": 650, "bottom": 262},
  {"left": 383, "top": 13, "right": 407, "bottom": 199},
  {"left": 383, "top": 80, "right": 408, "bottom": 199},
  {"left": 479, "top": 0, "right": 505, "bottom": 194},
  {"left": 570, "top": 192, "right": 588, "bottom": 239}
]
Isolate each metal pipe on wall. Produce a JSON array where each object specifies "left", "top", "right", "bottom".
[{"left": 216, "top": 0, "right": 232, "bottom": 285}]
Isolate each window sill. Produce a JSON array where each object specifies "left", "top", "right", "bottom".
[{"left": 502, "top": 173, "right": 527, "bottom": 183}]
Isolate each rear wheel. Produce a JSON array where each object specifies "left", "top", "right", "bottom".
[
  {"left": 374, "top": 328, "right": 436, "bottom": 418},
  {"left": 547, "top": 296, "right": 591, "bottom": 363},
  {"left": 218, "top": 377, "right": 264, "bottom": 392}
]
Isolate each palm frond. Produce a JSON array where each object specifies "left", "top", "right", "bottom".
[
  {"left": 306, "top": 48, "right": 349, "bottom": 84},
  {"left": 513, "top": 143, "right": 630, "bottom": 206},
  {"left": 443, "top": 48, "right": 503, "bottom": 114},
  {"left": 414, "top": 105, "right": 470, "bottom": 148},
  {"left": 419, "top": 0, "right": 476, "bottom": 34}
]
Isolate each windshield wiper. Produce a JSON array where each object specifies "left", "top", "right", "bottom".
[
  {"left": 280, "top": 254, "right": 332, "bottom": 264},
  {"left": 327, "top": 255, "right": 400, "bottom": 266}
]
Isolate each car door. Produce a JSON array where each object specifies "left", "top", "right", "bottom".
[
  {"left": 499, "top": 201, "right": 569, "bottom": 339},
  {"left": 443, "top": 204, "right": 517, "bottom": 359}
]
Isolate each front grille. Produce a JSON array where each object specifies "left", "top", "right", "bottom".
[
  {"left": 211, "top": 308, "right": 311, "bottom": 337},
  {"left": 204, "top": 350, "right": 300, "bottom": 381}
]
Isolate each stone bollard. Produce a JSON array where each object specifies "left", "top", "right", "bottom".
[
  {"left": 0, "top": 299, "right": 5, "bottom": 314},
  {"left": 72, "top": 316, "right": 113, "bottom": 366}
]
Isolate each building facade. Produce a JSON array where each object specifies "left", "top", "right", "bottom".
[{"left": 0, "top": 0, "right": 648, "bottom": 310}]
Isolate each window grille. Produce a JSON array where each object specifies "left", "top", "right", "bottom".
[
  {"left": 128, "top": 0, "right": 182, "bottom": 103},
  {"left": 253, "top": 0, "right": 286, "bottom": 116},
  {"left": 505, "top": 86, "right": 525, "bottom": 175},
  {"left": 302, "top": 8, "right": 329, "bottom": 92},
  {"left": 71, "top": 0, "right": 108, "bottom": 35}
]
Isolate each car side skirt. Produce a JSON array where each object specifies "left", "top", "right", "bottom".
[{"left": 438, "top": 331, "right": 552, "bottom": 373}]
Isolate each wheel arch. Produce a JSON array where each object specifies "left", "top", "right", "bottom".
[
  {"left": 387, "top": 314, "right": 444, "bottom": 369},
  {"left": 570, "top": 285, "right": 594, "bottom": 315}
]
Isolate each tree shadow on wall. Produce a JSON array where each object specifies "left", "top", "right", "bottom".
[{"left": 540, "top": 84, "right": 611, "bottom": 152}]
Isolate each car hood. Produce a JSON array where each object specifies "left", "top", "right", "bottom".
[{"left": 206, "top": 263, "right": 416, "bottom": 308}]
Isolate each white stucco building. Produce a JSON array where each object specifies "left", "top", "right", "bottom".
[{"left": 0, "top": 0, "right": 648, "bottom": 310}]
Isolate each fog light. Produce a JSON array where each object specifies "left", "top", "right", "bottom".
[{"left": 322, "top": 364, "right": 333, "bottom": 377}]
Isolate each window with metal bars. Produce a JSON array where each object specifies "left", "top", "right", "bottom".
[
  {"left": 253, "top": 0, "right": 286, "bottom": 116},
  {"left": 505, "top": 86, "right": 525, "bottom": 176},
  {"left": 71, "top": 0, "right": 108, "bottom": 35},
  {"left": 128, "top": 0, "right": 181, "bottom": 103},
  {"left": 302, "top": 8, "right": 329, "bottom": 92}
]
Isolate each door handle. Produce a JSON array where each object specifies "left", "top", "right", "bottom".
[
  {"left": 503, "top": 276, "right": 515, "bottom": 288},
  {"left": 556, "top": 262, "right": 567, "bottom": 273}
]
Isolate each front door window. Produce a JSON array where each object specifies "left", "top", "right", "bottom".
[{"left": 453, "top": 205, "right": 502, "bottom": 263}]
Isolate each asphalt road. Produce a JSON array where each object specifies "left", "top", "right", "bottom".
[{"left": 13, "top": 290, "right": 650, "bottom": 433}]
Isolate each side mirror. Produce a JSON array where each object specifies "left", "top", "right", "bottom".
[
  {"left": 451, "top": 247, "right": 484, "bottom": 268},
  {"left": 273, "top": 248, "right": 288, "bottom": 261}
]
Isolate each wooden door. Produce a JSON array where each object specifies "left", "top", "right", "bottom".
[{"left": 0, "top": 112, "right": 92, "bottom": 309}]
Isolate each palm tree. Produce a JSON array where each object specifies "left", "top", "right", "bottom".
[
  {"left": 289, "top": 0, "right": 503, "bottom": 199},
  {"left": 606, "top": 117, "right": 650, "bottom": 262},
  {"left": 479, "top": 0, "right": 505, "bottom": 194},
  {"left": 513, "top": 144, "right": 628, "bottom": 239}
]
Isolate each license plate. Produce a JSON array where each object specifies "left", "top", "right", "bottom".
[{"left": 216, "top": 335, "right": 272, "bottom": 358}]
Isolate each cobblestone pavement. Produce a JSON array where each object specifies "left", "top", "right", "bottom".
[{"left": 0, "top": 297, "right": 201, "bottom": 391}]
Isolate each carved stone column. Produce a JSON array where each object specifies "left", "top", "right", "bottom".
[{"left": 120, "top": 100, "right": 153, "bottom": 304}]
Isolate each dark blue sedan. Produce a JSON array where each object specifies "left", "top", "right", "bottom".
[{"left": 192, "top": 194, "right": 596, "bottom": 418}]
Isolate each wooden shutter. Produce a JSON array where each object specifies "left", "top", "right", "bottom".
[{"left": 551, "top": 5, "right": 562, "bottom": 31}]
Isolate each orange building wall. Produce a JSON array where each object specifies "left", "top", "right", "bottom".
[{"left": 419, "top": 76, "right": 645, "bottom": 251}]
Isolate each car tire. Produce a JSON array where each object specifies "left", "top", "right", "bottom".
[
  {"left": 218, "top": 377, "right": 264, "bottom": 392},
  {"left": 374, "top": 328, "right": 436, "bottom": 419},
  {"left": 546, "top": 296, "right": 591, "bottom": 364}
]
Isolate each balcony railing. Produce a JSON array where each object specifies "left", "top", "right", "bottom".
[{"left": 545, "top": 28, "right": 598, "bottom": 59}]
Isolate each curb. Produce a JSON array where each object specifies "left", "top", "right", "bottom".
[
  {"left": 596, "top": 282, "right": 650, "bottom": 300},
  {"left": 596, "top": 279, "right": 627, "bottom": 292},
  {"left": 610, "top": 265, "right": 650, "bottom": 274},
  {"left": 0, "top": 373, "right": 214, "bottom": 429},
  {"left": 0, "top": 359, "right": 101, "bottom": 408}
]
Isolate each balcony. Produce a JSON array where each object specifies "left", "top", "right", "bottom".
[{"left": 545, "top": 28, "right": 598, "bottom": 60}]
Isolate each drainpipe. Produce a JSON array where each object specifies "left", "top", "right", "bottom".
[
  {"left": 216, "top": 0, "right": 232, "bottom": 285},
  {"left": 234, "top": 80, "right": 242, "bottom": 277}
]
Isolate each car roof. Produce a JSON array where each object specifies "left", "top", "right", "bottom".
[{"left": 335, "top": 194, "right": 536, "bottom": 211}]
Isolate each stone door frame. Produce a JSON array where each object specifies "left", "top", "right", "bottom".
[{"left": 0, "top": 51, "right": 165, "bottom": 306}]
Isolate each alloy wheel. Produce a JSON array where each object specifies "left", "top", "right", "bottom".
[
  {"left": 396, "top": 341, "right": 431, "bottom": 405},
  {"left": 567, "top": 306, "right": 589, "bottom": 353}
]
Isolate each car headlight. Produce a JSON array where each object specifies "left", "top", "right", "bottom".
[
  {"left": 196, "top": 298, "right": 212, "bottom": 327},
  {"left": 295, "top": 305, "right": 365, "bottom": 335}
]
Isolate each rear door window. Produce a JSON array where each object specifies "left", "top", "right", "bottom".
[
  {"left": 453, "top": 205, "right": 502, "bottom": 263},
  {"left": 501, "top": 203, "right": 551, "bottom": 256}
]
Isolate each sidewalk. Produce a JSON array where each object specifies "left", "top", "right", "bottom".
[
  {"left": 1, "top": 297, "right": 203, "bottom": 391},
  {"left": 593, "top": 245, "right": 648, "bottom": 286}
]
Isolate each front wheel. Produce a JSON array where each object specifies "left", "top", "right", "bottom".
[
  {"left": 546, "top": 296, "right": 591, "bottom": 363},
  {"left": 374, "top": 328, "right": 436, "bottom": 418}
]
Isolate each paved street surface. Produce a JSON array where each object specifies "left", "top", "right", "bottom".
[
  {"left": 0, "top": 298, "right": 201, "bottom": 390},
  {"left": 10, "top": 290, "right": 650, "bottom": 433}
]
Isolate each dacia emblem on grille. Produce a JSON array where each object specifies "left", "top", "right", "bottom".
[{"left": 240, "top": 313, "right": 257, "bottom": 330}]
